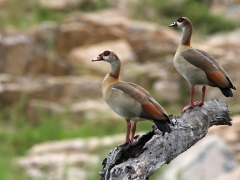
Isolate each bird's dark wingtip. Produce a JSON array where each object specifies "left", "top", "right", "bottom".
[
  {"left": 219, "top": 87, "right": 233, "bottom": 97},
  {"left": 153, "top": 120, "right": 172, "bottom": 133}
]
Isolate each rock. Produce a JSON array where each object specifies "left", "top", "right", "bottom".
[
  {"left": 0, "top": 74, "right": 42, "bottom": 105},
  {"left": 208, "top": 115, "right": 240, "bottom": 162},
  {"left": 17, "top": 152, "right": 97, "bottom": 180},
  {"left": 68, "top": 99, "right": 119, "bottom": 121},
  {"left": 26, "top": 98, "right": 120, "bottom": 125},
  {"left": 0, "top": 23, "right": 70, "bottom": 77},
  {"left": 0, "top": 0, "right": 7, "bottom": 8},
  {"left": 122, "top": 21, "right": 179, "bottom": 62},
  {"left": 215, "top": 119, "right": 240, "bottom": 143},
  {"left": 160, "top": 135, "right": 238, "bottom": 180},
  {"left": 153, "top": 80, "right": 180, "bottom": 103},
  {"left": 0, "top": 75, "right": 102, "bottom": 105},
  {"left": 28, "top": 21, "right": 58, "bottom": 53},
  {"left": 211, "top": 0, "right": 240, "bottom": 22},
  {"left": 0, "top": 34, "right": 32, "bottom": 75},
  {"left": 15, "top": 134, "right": 125, "bottom": 180},
  {"left": 201, "top": 29, "right": 240, "bottom": 67},
  {"left": 56, "top": 9, "right": 179, "bottom": 60},
  {"left": 28, "top": 134, "right": 125, "bottom": 154},
  {"left": 46, "top": 58, "right": 72, "bottom": 76},
  {"left": 68, "top": 39, "right": 137, "bottom": 76},
  {"left": 214, "top": 166, "right": 240, "bottom": 180},
  {"left": 31, "top": 75, "right": 103, "bottom": 101},
  {"left": 0, "top": 32, "right": 62, "bottom": 77},
  {"left": 56, "top": 9, "right": 124, "bottom": 57},
  {"left": 28, "top": 22, "right": 71, "bottom": 76}
]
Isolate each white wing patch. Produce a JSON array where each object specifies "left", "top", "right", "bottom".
[{"left": 112, "top": 87, "right": 124, "bottom": 93}]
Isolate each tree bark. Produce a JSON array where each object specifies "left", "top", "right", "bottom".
[{"left": 99, "top": 99, "right": 232, "bottom": 180}]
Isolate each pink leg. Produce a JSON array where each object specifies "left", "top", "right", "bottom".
[
  {"left": 182, "top": 87, "right": 195, "bottom": 113},
  {"left": 194, "top": 86, "right": 206, "bottom": 106},
  {"left": 130, "top": 122, "right": 137, "bottom": 144},
  {"left": 118, "top": 119, "right": 131, "bottom": 146}
]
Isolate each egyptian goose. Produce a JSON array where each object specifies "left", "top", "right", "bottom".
[
  {"left": 169, "top": 17, "right": 236, "bottom": 112},
  {"left": 92, "top": 50, "right": 173, "bottom": 146}
]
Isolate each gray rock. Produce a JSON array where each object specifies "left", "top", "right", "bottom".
[
  {"left": 214, "top": 166, "right": 240, "bottom": 180},
  {"left": 160, "top": 135, "right": 238, "bottom": 180},
  {"left": 209, "top": 115, "right": 240, "bottom": 162}
]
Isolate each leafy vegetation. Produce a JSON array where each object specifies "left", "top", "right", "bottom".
[
  {"left": 133, "top": 0, "right": 239, "bottom": 34},
  {"left": 0, "top": 0, "right": 108, "bottom": 30},
  {"left": 0, "top": 0, "right": 238, "bottom": 33}
]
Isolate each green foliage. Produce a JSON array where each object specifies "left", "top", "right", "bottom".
[
  {"left": 0, "top": 0, "right": 108, "bottom": 30},
  {"left": 134, "top": 0, "right": 238, "bottom": 34},
  {"left": 79, "top": 0, "right": 108, "bottom": 12},
  {"left": 0, "top": 156, "right": 28, "bottom": 180},
  {"left": 0, "top": 0, "right": 238, "bottom": 33},
  {"left": 0, "top": 1, "right": 62, "bottom": 29}
]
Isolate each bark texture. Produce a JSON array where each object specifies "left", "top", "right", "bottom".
[{"left": 99, "top": 99, "right": 232, "bottom": 180}]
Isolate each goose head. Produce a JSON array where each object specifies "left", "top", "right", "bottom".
[
  {"left": 92, "top": 50, "right": 119, "bottom": 64},
  {"left": 169, "top": 17, "right": 192, "bottom": 29}
]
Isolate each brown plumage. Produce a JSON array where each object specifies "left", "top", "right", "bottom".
[
  {"left": 92, "top": 50, "right": 173, "bottom": 145},
  {"left": 169, "top": 17, "right": 236, "bottom": 112}
]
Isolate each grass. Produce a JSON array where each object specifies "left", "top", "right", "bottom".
[{"left": 0, "top": 93, "right": 157, "bottom": 180}]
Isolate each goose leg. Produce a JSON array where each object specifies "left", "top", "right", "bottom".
[
  {"left": 130, "top": 122, "right": 137, "bottom": 144},
  {"left": 194, "top": 86, "right": 206, "bottom": 106},
  {"left": 118, "top": 119, "right": 131, "bottom": 146},
  {"left": 182, "top": 86, "right": 195, "bottom": 112}
]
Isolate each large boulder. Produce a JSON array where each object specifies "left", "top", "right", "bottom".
[
  {"left": 0, "top": 33, "right": 42, "bottom": 76},
  {"left": 160, "top": 135, "right": 238, "bottom": 180},
  {"left": 122, "top": 21, "right": 179, "bottom": 62},
  {"left": 15, "top": 134, "right": 124, "bottom": 180},
  {"left": 56, "top": 9, "right": 179, "bottom": 61},
  {"left": 214, "top": 166, "right": 240, "bottom": 180},
  {"left": 209, "top": 115, "right": 240, "bottom": 162},
  {"left": 26, "top": 98, "right": 120, "bottom": 125},
  {"left": 28, "top": 22, "right": 71, "bottom": 76},
  {"left": 56, "top": 9, "right": 125, "bottom": 57},
  {"left": 0, "top": 75, "right": 102, "bottom": 105},
  {"left": 0, "top": 26, "right": 70, "bottom": 77},
  {"left": 68, "top": 39, "right": 137, "bottom": 76},
  {"left": 0, "top": 35, "right": 33, "bottom": 75},
  {"left": 211, "top": 0, "right": 240, "bottom": 22},
  {"left": 30, "top": 75, "right": 103, "bottom": 101}
]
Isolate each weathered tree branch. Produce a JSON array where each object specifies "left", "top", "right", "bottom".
[{"left": 99, "top": 99, "right": 232, "bottom": 180}]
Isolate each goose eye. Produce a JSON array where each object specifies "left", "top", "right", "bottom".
[
  {"left": 103, "top": 50, "right": 110, "bottom": 56},
  {"left": 177, "top": 18, "right": 184, "bottom": 22}
]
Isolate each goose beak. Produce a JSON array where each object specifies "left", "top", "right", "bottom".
[
  {"left": 169, "top": 21, "right": 177, "bottom": 27},
  {"left": 92, "top": 55, "right": 103, "bottom": 62}
]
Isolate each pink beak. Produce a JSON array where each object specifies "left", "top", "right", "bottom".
[{"left": 92, "top": 55, "right": 103, "bottom": 62}]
